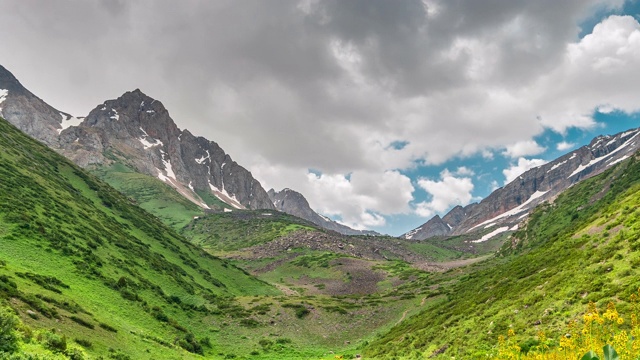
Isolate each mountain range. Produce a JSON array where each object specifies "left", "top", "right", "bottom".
[
  {"left": 3, "top": 63, "right": 640, "bottom": 359},
  {"left": 0, "top": 64, "right": 373, "bottom": 235},
  {"left": 404, "top": 127, "right": 640, "bottom": 241}
]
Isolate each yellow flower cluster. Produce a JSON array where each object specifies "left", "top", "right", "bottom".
[{"left": 495, "top": 289, "right": 640, "bottom": 359}]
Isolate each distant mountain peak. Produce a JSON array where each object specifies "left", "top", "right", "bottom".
[
  {"left": 269, "top": 187, "right": 380, "bottom": 236},
  {"left": 403, "top": 127, "right": 640, "bottom": 241},
  {"left": 0, "top": 64, "right": 274, "bottom": 211}
]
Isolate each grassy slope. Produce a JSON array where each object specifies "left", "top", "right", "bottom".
[
  {"left": 90, "top": 162, "right": 204, "bottom": 230},
  {"left": 0, "top": 117, "right": 280, "bottom": 359},
  {"left": 364, "top": 153, "right": 640, "bottom": 359},
  {"left": 181, "top": 211, "right": 318, "bottom": 252}
]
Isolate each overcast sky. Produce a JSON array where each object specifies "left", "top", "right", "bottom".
[{"left": 1, "top": 0, "right": 640, "bottom": 235}]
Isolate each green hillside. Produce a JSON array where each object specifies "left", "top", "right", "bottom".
[
  {"left": 181, "top": 210, "right": 319, "bottom": 252},
  {"left": 364, "top": 152, "right": 640, "bottom": 359},
  {"left": 0, "top": 117, "right": 280, "bottom": 359},
  {"left": 89, "top": 162, "right": 204, "bottom": 230}
]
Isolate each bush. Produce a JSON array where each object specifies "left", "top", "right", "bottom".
[
  {"left": 65, "top": 345, "right": 87, "bottom": 360},
  {"left": 39, "top": 330, "right": 67, "bottom": 352},
  {"left": 0, "top": 306, "right": 20, "bottom": 353}
]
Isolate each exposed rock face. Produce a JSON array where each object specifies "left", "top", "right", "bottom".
[
  {"left": 268, "top": 188, "right": 380, "bottom": 236},
  {"left": 402, "top": 215, "right": 450, "bottom": 240},
  {"left": 404, "top": 128, "right": 640, "bottom": 240},
  {"left": 0, "top": 65, "right": 75, "bottom": 146},
  {"left": 59, "top": 89, "right": 274, "bottom": 210},
  {"left": 1, "top": 65, "right": 273, "bottom": 211}
]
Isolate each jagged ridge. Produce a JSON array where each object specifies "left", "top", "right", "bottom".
[{"left": 404, "top": 127, "right": 640, "bottom": 241}]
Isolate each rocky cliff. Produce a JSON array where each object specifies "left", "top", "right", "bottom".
[
  {"left": 59, "top": 89, "right": 274, "bottom": 210},
  {"left": 0, "top": 65, "right": 273, "bottom": 211},
  {"left": 0, "top": 65, "right": 81, "bottom": 147}
]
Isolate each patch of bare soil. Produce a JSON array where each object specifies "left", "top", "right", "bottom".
[{"left": 413, "top": 254, "right": 492, "bottom": 272}]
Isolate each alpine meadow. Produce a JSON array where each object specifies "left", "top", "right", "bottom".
[{"left": 2, "top": 1, "right": 640, "bottom": 359}]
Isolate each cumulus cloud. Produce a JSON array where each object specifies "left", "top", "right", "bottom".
[
  {"left": 252, "top": 160, "right": 414, "bottom": 229},
  {"left": 2, "top": 1, "right": 639, "bottom": 230},
  {"left": 415, "top": 170, "right": 475, "bottom": 218},
  {"left": 503, "top": 140, "right": 546, "bottom": 158},
  {"left": 503, "top": 158, "right": 548, "bottom": 184},
  {"left": 557, "top": 141, "right": 576, "bottom": 151}
]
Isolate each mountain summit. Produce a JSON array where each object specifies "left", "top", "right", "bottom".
[
  {"left": 1, "top": 65, "right": 273, "bottom": 211},
  {"left": 404, "top": 127, "right": 640, "bottom": 241},
  {"left": 268, "top": 188, "right": 380, "bottom": 236},
  {"left": 58, "top": 89, "right": 274, "bottom": 210},
  {"left": 0, "top": 65, "right": 80, "bottom": 146}
]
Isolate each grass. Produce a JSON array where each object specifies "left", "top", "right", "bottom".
[
  {"left": 181, "top": 210, "right": 318, "bottom": 252},
  {"left": 0, "top": 117, "right": 428, "bottom": 359},
  {"left": 363, "top": 152, "right": 640, "bottom": 359},
  {"left": 90, "top": 162, "right": 204, "bottom": 230},
  {"left": 0, "top": 117, "right": 279, "bottom": 358}
]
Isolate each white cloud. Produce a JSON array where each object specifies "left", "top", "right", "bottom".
[
  {"left": 503, "top": 140, "right": 546, "bottom": 158},
  {"left": 557, "top": 141, "right": 576, "bottom": 151},
  {"left": 534, "top": 15, "right": 640, "bottom": 133},
  {"left": 454, "top": 166, "right": 475, "bottom": 176},
  {"left": 252, "top": 159, "right": 414, "bottom": 230},
  {"left": 502, "top": 157, "right": 548, "bottom": 185},
  {"left": 415, "top": 170, "right": 475, "bottom": 218},
  {"left": 3, "top": 2, "right": 640, "bottom": 234}
]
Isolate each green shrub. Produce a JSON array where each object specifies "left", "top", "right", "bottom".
[
  {"left": 0, "top": 306, "right": 20, "bottom": 353},
  {"left": 39, "top": 330, "right": 67, "bottom": 352}
]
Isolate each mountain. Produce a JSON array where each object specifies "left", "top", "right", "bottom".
[
  {"left": 268, "top": 188, "right": 380, "bottom": 236},
  {"left": 57, "top": 89, "right": 274, "bottom": 211},
  {"left": 403, "top": 127, "right": 640, "bottom": 241},
  {"left": 0, "top": 64, "right": 81, "bottom": 147},
  {"left": 0, "top": 65, "right": 273, "bottom": 212},
  {"left": 0, "top": 115, "right": 278, "bottom": 358},
  {"left": 366, "top": 150, "right": 640, "bottom": 358}
]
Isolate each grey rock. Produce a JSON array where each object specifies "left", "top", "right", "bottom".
[
  {"left": 0, "top": 65, "right": 65, "bottom": 146},
  {"left": 269, "top": 188, "right": 380, "bottom": 236}
]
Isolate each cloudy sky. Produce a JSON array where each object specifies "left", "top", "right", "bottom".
[{"left": 1, "top": 0, "right": 640, "bottom": 235}]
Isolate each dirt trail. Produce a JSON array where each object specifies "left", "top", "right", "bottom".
[
  {"left": 274, "top": 283, "right": 299, "bottom": 296},
  {"left": 396, "top": 309, "right": 409, "bottom": 325},
  {"left": 413, "top": 254, "right": 492, "bottom": 272}
]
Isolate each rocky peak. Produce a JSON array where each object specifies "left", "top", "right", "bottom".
[
  {"left": 404, "top": 127, "right": 640, "bottom": 241},
  {"left": 58, "top": 88, "right": 274, "bottom": 211},
  {"left": 0, "top": 65, "right": 28, "bottom": 95},
  {"left": 269, "top": 188, "right": 380, "bottom": 236},
  {"left": 0, "top": 66, "right": 72, "bottom": 146}
]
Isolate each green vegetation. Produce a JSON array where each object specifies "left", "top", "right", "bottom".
[
  {"left": 5, "top": 112, "right": 639, "bottom": 359},
  {"left": 0, "top": 117, "right": 280, "bottom": 358},
  {"left": 90, "top": 162, "right": 203, "bottom": 230},
  {"left": 364, "top": 153, "right": 640, "bottom": 358},
  {"left": 181, "top": 210, "right": 317, "bottom": 252}
]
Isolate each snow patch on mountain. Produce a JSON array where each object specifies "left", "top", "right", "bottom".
[
  {"left": 109, "top": 109, "right": 119, "bottom": 121},
  {"left": 470, "top": 190, "right": 549, "bottom": 231},
  {"left": 570, "top": 130, "right": 640, "bottom": 177},
  {"left": 195, "top": 150, "right": 210, "bottom": 164},
  {"left": 138, "top": 127, "right": 163, "bottom": 149},
  {"left": 208, "top": 182, "right": 245, "bottom": 210},
  {"left": 547, "top": 160, "right": 567, "bottom": 173},
  {"left": 0, "top": 89, "right": 7, "bottom": 114},
  {"left": 404, "top": 226, "right": 423, "bottom": 239},
  {"left": 58, "top": 113, "right": 83, "bottom": 134},
  {"left": 472, "top": 226, "right": 510, "bottom": 243}
]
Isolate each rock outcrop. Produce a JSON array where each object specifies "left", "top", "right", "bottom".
[{"left": 58, "top": 89, "right": 274, "bottom": 210}]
